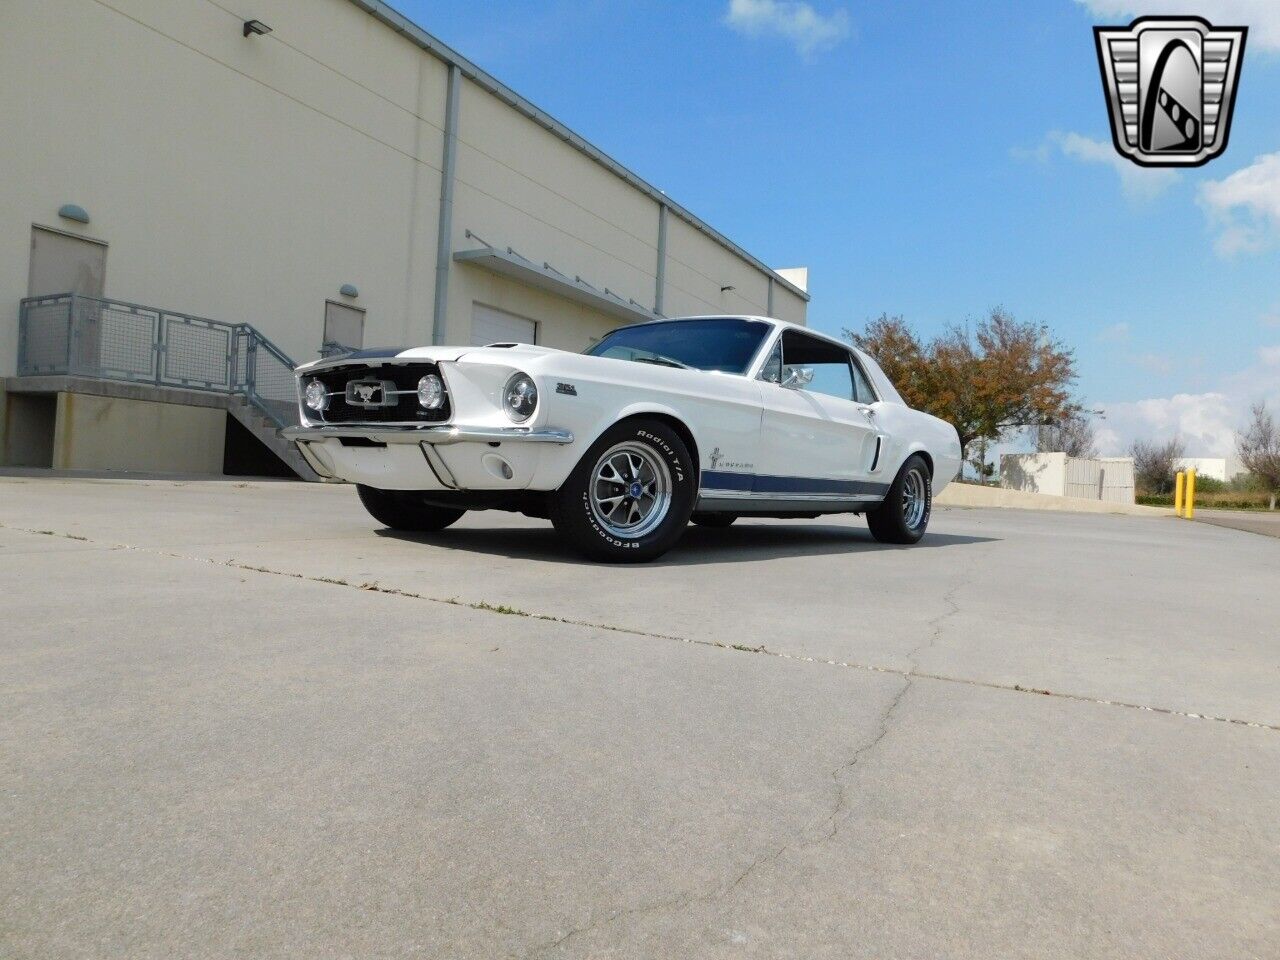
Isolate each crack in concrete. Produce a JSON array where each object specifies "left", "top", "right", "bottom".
[
  {"left": 524, "top": 832, "right": 804, "bottom": 956},
  {"left": 813, "top": 577, "right": 967, "bottom": 846},
  {"left": 816, "top": 675, "right": 913, "bottom": 844},
  {"left": 526, "top": 579, "right": 971, "bottom": 956},
  {"left": 5, "top": 522, "right": 1277, "bottom": 735},
  {"left": 907, "top": 575, "right": 967, "bottom": 673}
]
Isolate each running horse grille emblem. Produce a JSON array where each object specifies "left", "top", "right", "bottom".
[
  {"left": 1094, "top": 17, "right": 1246, "bottom": 167},
  {"left": 345, "top": 379, "right": 394, "bottom": 407}
]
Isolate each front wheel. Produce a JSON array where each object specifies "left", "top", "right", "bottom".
[
  {"left": 356, "top": 485, "right": 466, "bottom": 532},
  {"left": 866, "top": 455, "right": 932, "bottom": 544},
  {"left": 549, "top": 418, "right": 695, "bottom": 562}
]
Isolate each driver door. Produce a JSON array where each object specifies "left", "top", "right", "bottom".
[{"left": 756, "top": 330, "right": 879, "bottom": 498}]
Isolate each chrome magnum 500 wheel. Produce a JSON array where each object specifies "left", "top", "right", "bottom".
[
  {"left": 866, "top": 454, "right": 932, "bottom": 545},
  {"left": 550, "top": 418, "right": 695, "bottom": 562}
]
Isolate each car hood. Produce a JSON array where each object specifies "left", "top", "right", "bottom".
[{"left": 296, "top": 343, "right": 569, "bottom": 373}]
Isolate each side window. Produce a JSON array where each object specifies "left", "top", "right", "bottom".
[
  {"left": 760, "top": 337, "right": 783, "bottom": 384},
  {"left": 780, "top": 331, "right": 854, "bottom": 401},
  {"left": 849, "top": 354, "right": 876, "bottom": 404}
]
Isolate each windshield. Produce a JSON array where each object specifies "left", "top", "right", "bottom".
[{"left": 585, "top": 318, "right": 770, "bottom": 374}]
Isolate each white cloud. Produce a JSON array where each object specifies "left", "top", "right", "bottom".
[
  {"left": 1199, "top": 152, "right": 1280, "bottom": 255},
  {"left": 1097, "top": 392, "right": 1238, "bottom": 455},
  {"left": 1097, "top": 322, "right": 1131, "bottom": 343},
  {"left": 1096, "top": 346, "right": 1280, "bottom": 456},
  {"left": 1076, "top": 0, "right": 1280, "bottom": 50},
  {"left": 1042, "top": 131, "right": 1179, "bottom": 201},
  {"left": 1134, "top": 352, "right": 1174, "bottom": 375},
  {"left": 723, "top": 0, "right": 851, "bottom": 57}
]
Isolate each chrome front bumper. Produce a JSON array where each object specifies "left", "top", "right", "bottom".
[{"left": 281, "top": 424, "right": 574, "bottom": 445}]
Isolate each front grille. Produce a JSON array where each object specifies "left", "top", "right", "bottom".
[{"left": 304, "top": 362, "right": 451, "bottom": 424}]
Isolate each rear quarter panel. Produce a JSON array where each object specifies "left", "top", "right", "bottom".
[{"left": 871, "top": 403, "right": 962, "bottom": 493}]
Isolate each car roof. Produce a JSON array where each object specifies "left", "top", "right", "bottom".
[
  {"left": 629, "top": 314, "right": 853, "bottom": 353},
  {"left": 626, "top": 315, "right": 905, "bottom": 405}
]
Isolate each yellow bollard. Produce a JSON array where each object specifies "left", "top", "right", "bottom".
[
  {"left": 1185, "top": 468, "right": 1196, "bottom": 520},
  {"left": 1174, "top": 471, "right": 1185, "bottom": 517}
]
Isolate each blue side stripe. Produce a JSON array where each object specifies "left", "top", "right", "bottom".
[
  {"left": 702, "top": 470, "right": 888, "bottom": 497},
  {"left": 700, "top": 470, "right": 753, "bottom": 491}
]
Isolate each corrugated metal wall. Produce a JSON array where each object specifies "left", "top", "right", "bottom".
[{"left": 1064, "top": 457, "right": 1135, "bottom": 504}]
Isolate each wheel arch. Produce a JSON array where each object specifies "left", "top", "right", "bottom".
[
  {"left": 906, "top": 446, "right": 935, "bottom": 478},
  {"left": 586, "top": 405, "right": 700, "bottom": 485}
]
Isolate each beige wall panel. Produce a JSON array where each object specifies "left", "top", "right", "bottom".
[
  {"left": 105, "top": 0, "right": 441, "bottom": 152},
  {"left": 0, "top": 0, "right": 445, "bottom": 373},
  {"left": 52, "top": 392, "right": 226, "bottom": 474},
  {"left": 663, "top": 215, "right": 770, "bottom": 318},
  {"left": 452, "top": 181, "right": 656, "bottom": 315},
  {"left": 454, "top": 84, "right": 658, "bottom": 303},
  {"left": 447, "top": 266, "right": 622, "bottom": 354},
  {"left": 771, "top": 285, "right": 808, "bottom": 325}
]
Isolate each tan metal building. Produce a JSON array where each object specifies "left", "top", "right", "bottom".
[{"left": 0, "top": 0, "right": 808, "bottom": 476}]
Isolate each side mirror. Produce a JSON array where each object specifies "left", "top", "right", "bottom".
[{"left": 780, "top": 367, "right": 814, "bottom": 389}]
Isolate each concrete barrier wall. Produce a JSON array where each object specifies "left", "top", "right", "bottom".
[
  {"left": 52, "top": 393, "right": 225, "bottom": 475},
  {"left": 1001, "top": 452, "right": 1135, "bottom": 505},
  {"left": 938, "top": 482, "right": 1169, "bottom": 516}
]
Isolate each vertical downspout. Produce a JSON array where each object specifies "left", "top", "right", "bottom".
[
  {"left": 432, "top": 64, "right": 461, "bottom": 345},
  {"left": 654, "top": 203, "right": 667, "bottom": 317},
  {"left": 767, "top": 276, "right": 775, "bottom": 318}
]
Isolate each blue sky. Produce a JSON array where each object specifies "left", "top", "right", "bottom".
[{"left": 403, "top": 0, "right": 1280, "bottom": 455}]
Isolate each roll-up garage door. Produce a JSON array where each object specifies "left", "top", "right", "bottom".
[{"left": 471, "top": 303, "right": 537, "bottom": 346}]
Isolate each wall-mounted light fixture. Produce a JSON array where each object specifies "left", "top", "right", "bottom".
[
  {"left": 243, "top": 19, "right": 272, "bottom": 37},
  {"left": 58, "top": 204, "right": 90, "bottom": 224},
  {"left": 720, "top": 285, "right": 736, "bottom": 293},
  {"left": 339, "top": 283, "right": 359, "bottom": 298}
]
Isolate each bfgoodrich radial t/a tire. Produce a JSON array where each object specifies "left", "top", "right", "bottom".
[
  {"left": 549, "top": 418, "right": 695, "bottom": 562},
  {"left": 356, "top": 484, "right": 466, "bottom": 532},
  {"left": 866, "top": 454, "right": 932, "bottom": 545}
]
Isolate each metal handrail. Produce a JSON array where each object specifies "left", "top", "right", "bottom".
[{"left": 17, "top": 292, "right": 300, "bottom": 428}]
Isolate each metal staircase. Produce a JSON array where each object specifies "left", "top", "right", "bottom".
[{"left": 16, "top": 293, "right": 317, "bottom": 480}]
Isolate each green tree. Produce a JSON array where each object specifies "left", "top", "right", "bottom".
[{"left": 846, "top": 308, "right": 1081, "bottom": 465}]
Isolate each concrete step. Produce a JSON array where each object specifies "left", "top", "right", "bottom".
[{"left": 227, "top": 399, "right": 319, "bottom": 482}]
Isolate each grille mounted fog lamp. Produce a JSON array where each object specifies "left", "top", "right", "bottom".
[
  {"left": 417, "top": 373, "right": 444, "bottom": 409},
  {"left": 304, "top": 378, "right": 328, "bottom": 412},
  {"left": 503, "top": 372, "right": 537, "bottom": 422}
]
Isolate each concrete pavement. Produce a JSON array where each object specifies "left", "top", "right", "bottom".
[
  {"left": 1, "top": 476, "right": 1277, "bottom": 958},
  {"left": 1195, "top": 507, "right": 1280, "bottom": 539}
]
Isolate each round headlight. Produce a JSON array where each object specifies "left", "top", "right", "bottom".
[
  {"left": 304, "top": 378, "right": 328, "bottom": 412},
  {"left": 503, "top": 373, "right": 537, "bottom": 422},
  {"left": 417, "top": 373, "right": 444, "bottom": 409}
]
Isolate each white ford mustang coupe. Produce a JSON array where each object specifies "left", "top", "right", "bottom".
[{"left": 283, "top": 316, "right": 962, "bottom": 562}]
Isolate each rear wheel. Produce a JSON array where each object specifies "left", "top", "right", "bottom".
[
  {"left": 867, "top": 455, "right": 932, "bottom": 544},
  {"left": 356, "top": 484, "right": 466, "bottom": 532},
  {"left": 549, "top": 418, "right": 695, "bottom": 562},
  {"left": 690, "top": 513, "right": 737, "bottom": 528}
]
